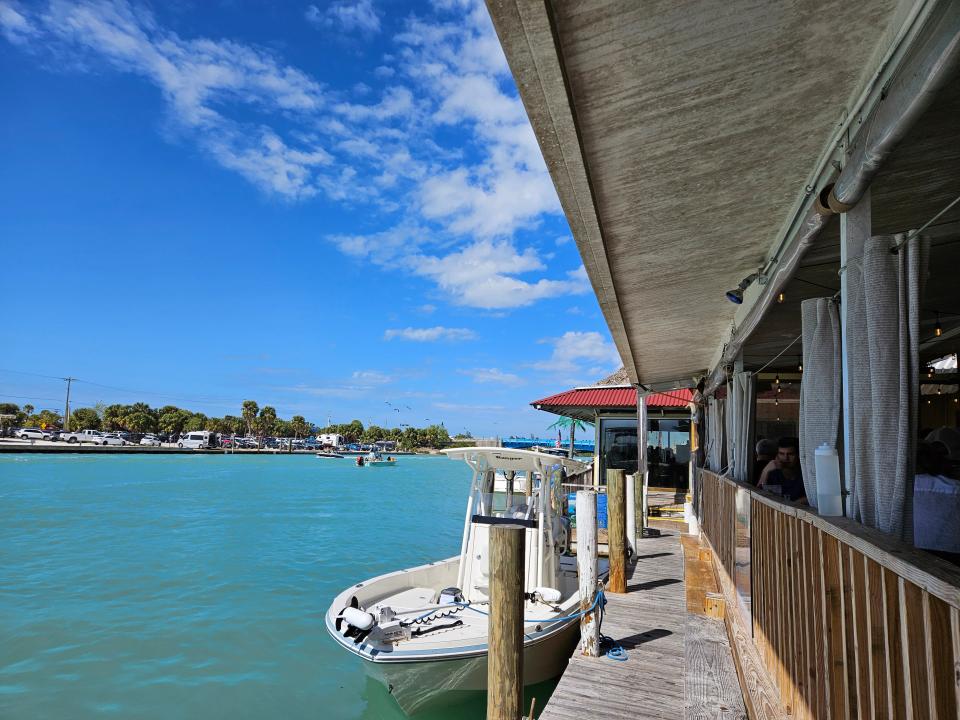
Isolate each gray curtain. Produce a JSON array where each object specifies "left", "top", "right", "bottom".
[
  {"left": 847, "top": 233, "right": 928, "bottom": 539},
  {"left": 729, "top": 372, "right": 755, "bottom": 483},
  {"left": 725, "top": 380, "right": 735, "bottom": 476},
  {"left": 799, "top": 299, "right": 842, "bottom": 509},
  {"left": 706, "top": 396, "right": 725, "bottom": 473}
]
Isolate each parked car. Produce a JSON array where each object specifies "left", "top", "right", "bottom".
[
  {"left": 140, "top": 434, "right": 161, "bottom": 447},
  {"left": 101, "top": 433, "right": 129, "bottom": 446},
  {"left": 61, "top": 429, "right": 103, "bottom": 444},
  {"left": 17, "top": 428, "right": 51, "bottom": 441},
  {"left": 177, "top": 431, "right": 216, "bottom": 449}
]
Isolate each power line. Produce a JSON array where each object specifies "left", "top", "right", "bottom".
[
  {"left": 0, "top": 367, "right": 245, "bottom": 409},
  {"left": 0, "top": 368, "right": 68, "bottom": 381}
]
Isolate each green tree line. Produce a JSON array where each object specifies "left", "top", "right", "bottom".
[{"left": 0, "top": 401, "right": 452, "bottom": 449}]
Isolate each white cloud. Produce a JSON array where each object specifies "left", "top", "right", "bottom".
[
  {"left": 458, "top": 367, "right": 524, "bottom": 387},
  {"left": 383, "top": 326, "right": 477, "bottom": 342},
  {"left": 7, "top": 0, "right": 331, "bottom": 199},
  {"left": 3, "top": 1, "right": 582, "bottom": 314},
  {"left": 533, "top": 331, "right": 621, "bottom": 377},
  {"left": 417, "top": 303, "right": 437, "bottom": 314},
  {"left": 0, "top": 2, "right": 36, "bottom": 44},
  {"left": 434, "top": 401, "right": 505, "bottom": 412},
  {"left": 373, "top": 64, "right": 394, "bottom": 78},
  {"left": 306, "top": 0, "right": 380, "bottom": 35},
  {"left": 281, "top": 368, "right": 392, "bottom": 398},
  {"left": 334, "top": 85, "right": 415, "bottom": 122},
  {"left": 409, "top": 242, "right": 590, "bottom": 309},
  {"left": 351, "top": 370, "right": 393, "bottom": 384}
]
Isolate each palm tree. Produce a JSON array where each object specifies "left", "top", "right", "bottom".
[
  {"left": 546, "top": 416, "right": 593, "bottom": 458},
  {"left": 241, "top": 400, "right": 259, "bottom": 437}
]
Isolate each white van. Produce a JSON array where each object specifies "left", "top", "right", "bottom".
[{"left": 177, "top": 431, "right": 216, "bottom": 449}]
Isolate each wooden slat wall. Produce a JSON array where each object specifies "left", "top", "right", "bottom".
[{"left": 699, "top": 469, "right": 960, "bottom": 720}]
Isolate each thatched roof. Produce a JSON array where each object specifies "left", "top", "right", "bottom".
[{"left": 595, "top": 367, "right": 631, "bottom": 387}]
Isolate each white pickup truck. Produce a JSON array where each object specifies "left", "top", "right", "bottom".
[{"left": 60, "top": 429, "right": 126, "bottom": 446}]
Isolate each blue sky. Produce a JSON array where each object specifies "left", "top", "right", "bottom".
[{"left": 0, "top": 0, "right": 620, "bottom": 436}]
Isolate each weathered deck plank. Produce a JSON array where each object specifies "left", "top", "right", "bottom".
[{"left": 540, "top": 531, "right": 746, "bottom": 720}]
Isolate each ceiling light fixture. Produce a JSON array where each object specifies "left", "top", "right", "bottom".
[{"left": 725, "top": 273, "right": 760, "bottom": 305}]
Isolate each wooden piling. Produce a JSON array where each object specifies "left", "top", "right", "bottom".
[
  {"left": 576, "top": 491, "right": 600, "bottom": 657},
  {"left": 488, "top": 523, "right": 525, "bottom": 720},
  {"left": 607, "top": 469, "right": 627, "bottom": 593}
]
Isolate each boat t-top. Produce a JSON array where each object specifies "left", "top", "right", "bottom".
[
  {"left": 356, "top": 450, "right": 397, "bottom": 467},
  {"left": 325, "top": 447, "right": 603, "bottom": 714}
]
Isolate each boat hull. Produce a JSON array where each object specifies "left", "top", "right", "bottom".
[{"left": 362, "top": 617, "right": 579, "bottom": 715}]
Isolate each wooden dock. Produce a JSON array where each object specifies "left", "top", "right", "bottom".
[{"left": 540, "top": 530, "right": 746, "bottom": 720}]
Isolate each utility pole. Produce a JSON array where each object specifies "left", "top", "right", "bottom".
[{"left": 63, "top": 377, "right": 75, "bottom": 431}]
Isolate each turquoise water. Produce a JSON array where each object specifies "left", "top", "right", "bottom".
[{"left": 0, "top": 453, "right": 550, "bottom": 719}]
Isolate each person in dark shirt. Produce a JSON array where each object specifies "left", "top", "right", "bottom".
[
  {"left": 758, "top": 437, "right": 806, "bottom": 503},
  {"left": 752, "top": 438, "right": 777, "bottom": 486}
]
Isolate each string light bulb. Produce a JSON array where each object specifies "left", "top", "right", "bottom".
[
  {"left": 774, "top": 373, "right": 780, "bottom": 385},
  {"left": 935, "top": 313, "right": 942, "bottom": 337},
  {"left": 798, "top": 356, "right": 803, "bottom": 372},
  {"left": 777, "top": 291, "right": 785, "bottom": 304}
]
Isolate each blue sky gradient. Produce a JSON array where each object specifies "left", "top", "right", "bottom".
[{"left": 0, "top": 0, "right": 620, "bottom": 436}]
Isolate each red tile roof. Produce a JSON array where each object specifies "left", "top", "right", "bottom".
[{"left": 531, "top": 387, "right": 693, "bottom": 409}]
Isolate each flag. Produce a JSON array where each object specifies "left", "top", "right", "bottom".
[{"left": 556, "top": 429, "right": 562, "bottom": 448}]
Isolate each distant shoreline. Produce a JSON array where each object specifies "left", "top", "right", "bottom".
[{"left": 0, "top": 442, "right": 428, "bottom": 456}]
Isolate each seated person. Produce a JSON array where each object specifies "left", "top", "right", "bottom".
[
  {"left": 914, "top": 440, "right": 960, "bottom": 560},
  {"left": 753, "top": 438, "right": 777, "bottom": 486},
  {"left": 758, "top": 437, "right": 806, "bottom": 503},
  {"left": 925, "top": 427, "right": 960, "bottom": 479}
]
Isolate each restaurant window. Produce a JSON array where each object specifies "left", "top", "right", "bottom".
[
  {"left": 598, "top": 417, "right": 638, "bottom": 481},
  {"left": 648, "top": 418, "right": 691, "bottom": 489}
]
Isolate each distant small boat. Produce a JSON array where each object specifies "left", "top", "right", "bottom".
[
  {"left": 316, "top": 452, "right": 345, "bottom": 459},
  {"left": 356, "top": 451, "right": 397, "bottom": 467}
]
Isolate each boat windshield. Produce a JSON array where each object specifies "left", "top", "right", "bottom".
[{"left": 476, "top": 492, "right": 537, "bottom": 520}]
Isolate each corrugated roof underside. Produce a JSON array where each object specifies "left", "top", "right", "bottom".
[{"left": 491, "top": 0, "right": 912, "bottom": 385}]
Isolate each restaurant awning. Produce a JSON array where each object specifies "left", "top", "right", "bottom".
[
  {"left": 531, "top": 386, "right": 693, "bottom": 422},
  {"left": 486, "top": 0, "right": 933, "bottom": 386}
]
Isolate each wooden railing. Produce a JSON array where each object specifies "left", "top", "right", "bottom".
[{"left": 699, "top": 468, "right": 960, "bottom": 720}]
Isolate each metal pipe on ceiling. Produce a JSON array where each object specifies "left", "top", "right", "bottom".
[
  {"left": 704, "top": 1, "right": 960, "bottom": 397},
  {"left": 829, "top": 0, "right": 960, "bottom": 212}
]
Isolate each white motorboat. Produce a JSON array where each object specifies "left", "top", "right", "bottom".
[
  {"left": 316, "top": 452, "right": 345, "bottom": 459},
  {"left": 355, "top": 451, "right": 397, "bottom": 467},
  {"left": 326, "top": 447, "right": 602, "bottom": 715}
]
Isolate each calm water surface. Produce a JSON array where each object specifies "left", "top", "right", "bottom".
[{"left": 0, "top": 453, "right": 558, "bottom": 719}]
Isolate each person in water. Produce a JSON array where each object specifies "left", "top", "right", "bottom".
[{"left": 758, "top": 437, "right": 806, "bottom": 503}]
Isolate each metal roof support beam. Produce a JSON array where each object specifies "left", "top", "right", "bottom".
[{"left": 829, "top": 1, "right": 960, "bottom": 211}]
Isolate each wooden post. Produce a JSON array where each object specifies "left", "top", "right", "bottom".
[
  {"left": 576, "top": 491, "right": 600, "bottom": 656},
  {"left": 607, "top": 469, "right": 627, "bottom": 593},
  {"left": 487, "top": 523, "right": 525, "bottom": 720}
]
